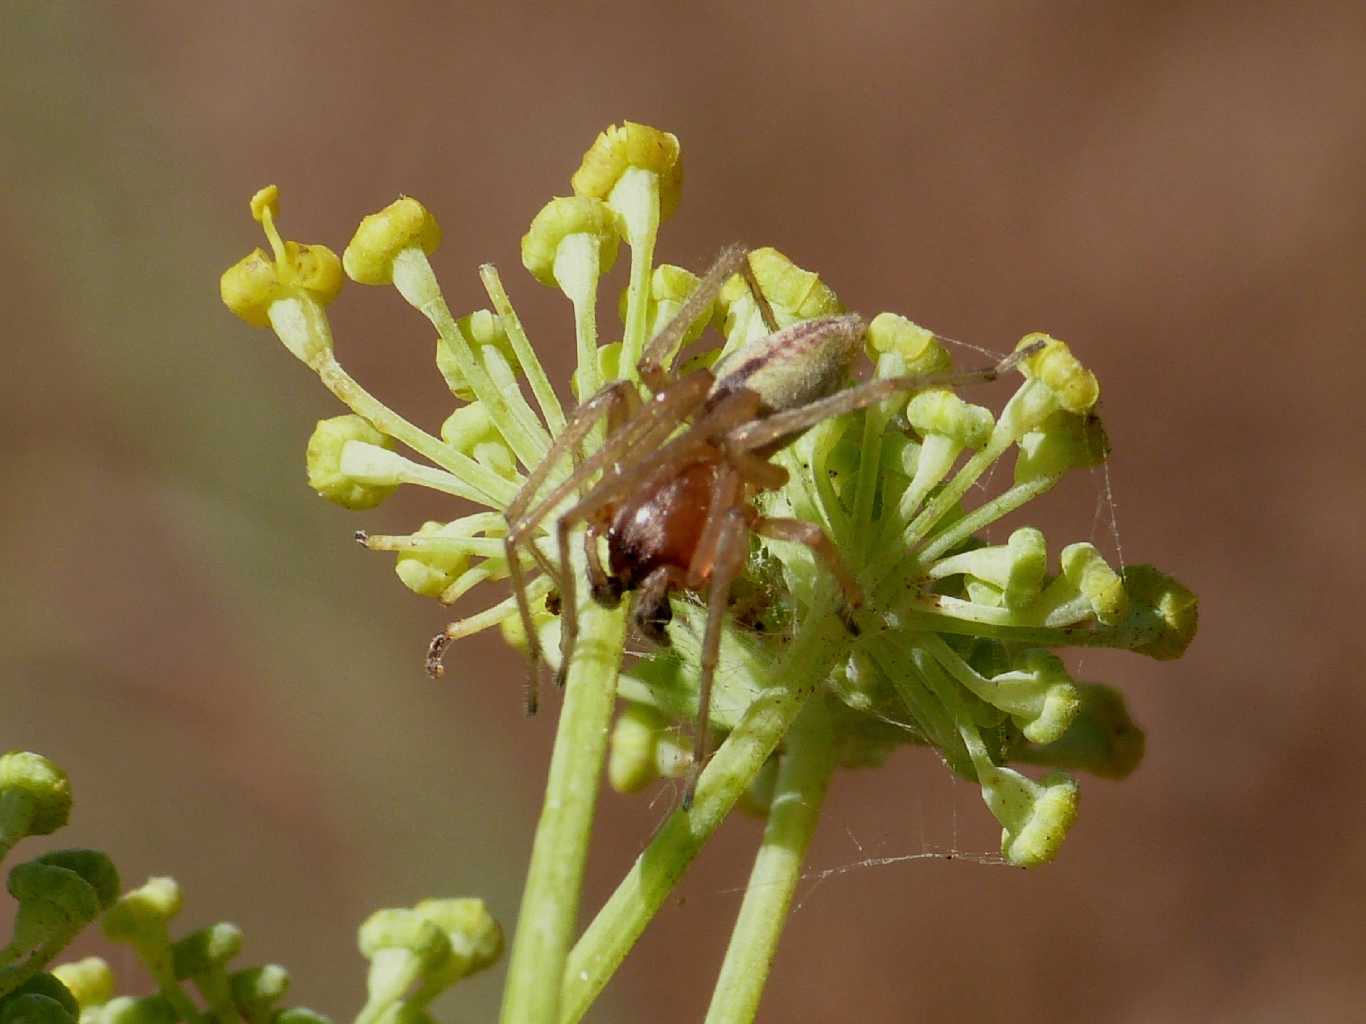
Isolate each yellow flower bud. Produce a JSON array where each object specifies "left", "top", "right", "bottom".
[
  {"left": 395, "top": 521, "right": 471, "bottom": 598},
  {"left": 440, "top": 402, "right": 516, "bottom": 479},
  {"left": 1060, "top": 543, "right": 1128, "bottom": 626},
  {"left": 718, "top": 247, "right": 842, "bottom": 323},
  {"left": 930, "top": 527, "right": 1047, "bottom": 611},
  {"left": 306, "top": 415, "right": 397, "bottom": 509},
  {"left": 435, "top": 310, "right": 518, "bottom": 402},
  {"left": 1122, "top": 565, "right": 1198, "bottom": 660},
  {"left": 250, "top": 185, "right": 280, "bottom": 223},
  {"left": 572, "top": 121, "right": 683, "bottom": 220},
  {"left": 343, "top": 197, "right": 442, "bottom": 285},
  {"left": 521, "top": 196, "right": 622, "bottom": 287},
  {"left": 652, "top": 263, "right": 703, "bottom": 306},
  {"left": 282, "top": 240, "right": 343, "bottom": 304},
  {"left": 1015, "top": 333, "right": 1099, "bottom": 414},
  {"left": 221, "top": 186, "right": 343, "bottom": 327},
  {"left": 1014, "top": 410, "right": 1110, "bottom": 483},
  {"left": 220, "top": 249, "right": 284, "bottom": 328},
  {"left": 571, "top": 341, "right": 622, "bottom": 398},
  {"left": 906, "top": 388, "right": 994, "bottom": 449},
  {"left": 104, "top": 876, "right": 182, "bottom": 940},
  {"left": 615, "top": 264, "right": 714, "bottom": 348},
  {"left": 500, "top": 587, "right": 557, "bottom": 653},
  {"left": 53, "top": 957, "right": 116, "bottom": 1010},
  {"left": 867, "top": 312, "right": 952, "bottom": 376},
  {"left": 412, "top": 898, "right": 503, "bottom": 981},
  {"left": 993, "top": 769, "right": 1079, "bottom": 868}
]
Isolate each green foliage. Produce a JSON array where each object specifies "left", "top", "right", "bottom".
[{"left": 0, "top": 755, "right": 501, "bottom": 1024}]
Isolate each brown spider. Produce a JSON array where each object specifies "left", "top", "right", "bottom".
[{"left": 447, "top": 245, "right": 1032, "bottom": 805}]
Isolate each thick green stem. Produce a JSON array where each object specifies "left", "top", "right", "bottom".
[
  {"left": 558, "top": 609, "right": 848, "bottom": 1024},
  {"left": 499, "top": 594, "right": 626, "bottom": 1024},
  {"left": 704, "top": 699, "right": 836, "bottom": 1024}
]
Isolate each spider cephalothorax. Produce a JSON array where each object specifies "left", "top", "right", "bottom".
[
  {"left": 496, "top": 245, "right": 1032, "bottom": 804},
  {"left": 595, "top": 312, "right": 870, "bottom": 627}
]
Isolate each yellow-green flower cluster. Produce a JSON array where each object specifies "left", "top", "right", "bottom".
[{"left": 220, "top": 120, "right": 1196, "bottom": 872}]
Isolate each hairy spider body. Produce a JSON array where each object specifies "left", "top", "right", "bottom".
[
  {"left": 706, "top": 314, "right": 867, "bottom": 440},
  {"left": 598, "top": 314, "right": 863, "bottom": 579},
  {"left": 466, "top": 245, "right": 1033, "bottom": 806}
]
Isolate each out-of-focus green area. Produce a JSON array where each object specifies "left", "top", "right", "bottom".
[{"left": 4, "top": 3, "right": 1365, "bottom": 1021}]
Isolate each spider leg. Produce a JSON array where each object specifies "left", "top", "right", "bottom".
[
  {"left": 682, "top": 485, "right": 749, "bottom": 811},
  {"left": 721, "top": 442, "right": 790, "bottom": 490},
  {"left": 737, "top": 253, "right": 780, "bottom": 335},
  {"left": 637, "top": 244, "right": 779, "bottom": 389},
  {"left": 460, "top": 379, "right": 636, "bottom": 704},
  {"left": 505, "top": 380, "right": 637, "bottom": 529},
  {"left": 553, "top": 513, "right": 580, "bottom": 690},
  {"left": 584, "top": 520, "right": 622, "bottom": 608},
  {"left": 504, "top": 534, "right": 546, "bottom": 714},
  {"left": 499, "top": 375, "right": 711, "bottom": 702},
  {"left": 518, "top": 383, "right": 754, "bottom": 692},
  {"left": 638, "top": 244, "right": 747, "bottom": 389},
  {"left": 510, "top": 373, "right": 712, "bottom": 551},
  {"left": 752, "top": 516, "right": 863, "bottom": 633},
  {"left": 726, "top": 345, "right": 1044, "bottom": 456},
  {"left": 531, "top": 386, "right": 762, "bottom": 578}
]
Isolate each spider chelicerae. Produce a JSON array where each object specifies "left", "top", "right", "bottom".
[{"left": 430, "top": 244, "right": 1036, "bottom": 804}]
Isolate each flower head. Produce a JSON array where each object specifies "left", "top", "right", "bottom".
[{"left": 220, "top": 121, "right": 1196, "bottom": 871}]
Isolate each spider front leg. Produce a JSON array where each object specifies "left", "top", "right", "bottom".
[
  {"left": 433, "top": 379, "right": 635, "bottom": 704},
  {"left": 683, "top": 503, "right": 749, "bottom": 810},
  {"left": 725, "top": 344, "right": 1045, "bottom": 456},
  {"left": 679, "top": 465, "right": 747, "bottom": 810}
]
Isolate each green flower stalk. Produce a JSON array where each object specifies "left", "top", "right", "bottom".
[
  {"left": 571, "top": 121, "right": 682, "bottom": 381},
  {"left": 521, "top": 196, "right": 621, "bottom": 400},
  {"left": 101, "top": 878, "right": 197, "bottom": 1022},
  {"left": 221, "top": 119, "right": 1197, "bottom": 1024}
]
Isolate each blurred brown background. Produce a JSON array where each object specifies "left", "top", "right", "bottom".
[{"left": 4, "top": 2, "right": 1364, "bottom": 1021}]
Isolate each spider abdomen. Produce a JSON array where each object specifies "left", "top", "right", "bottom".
[
  {"left": 606, "top": 459, "right": 721, "bottom": 591},
  {"left": 709, "top": 314, "right": 865, "bottom": 415}
]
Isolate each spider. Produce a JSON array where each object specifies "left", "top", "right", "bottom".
[{"left": 435, "top": 245, "right": 1033, "bottom": 805}]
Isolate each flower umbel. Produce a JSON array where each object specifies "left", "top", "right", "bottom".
[{"left": 222, "top": 120, "right": 1197, "bottom": 1024}]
